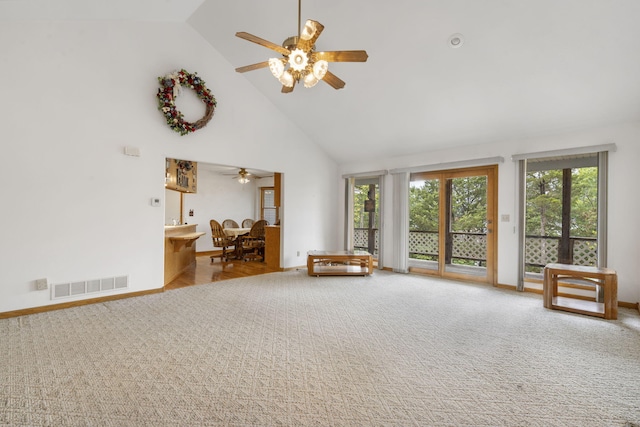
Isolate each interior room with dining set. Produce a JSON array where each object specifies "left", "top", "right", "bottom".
[{"left": 163, "top": 159, "right": 282, "bottom": 288}]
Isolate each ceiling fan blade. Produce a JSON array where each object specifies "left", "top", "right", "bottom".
[
  {"left": 235, "top": 61, "right": 270, "bottom": 73},
  {"left": 313, "top": 50, "right": 369, "bottom": 62},
  {"left": 322, "top": 71, "right": 346, "bottom": 90},
  {"left": 297, "top": 20, "right": 324, "bottom": 51},
  {"left": 235, "top": 32, "right": 290, "bottom": 55}
]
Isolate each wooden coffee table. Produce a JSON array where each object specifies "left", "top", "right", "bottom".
[{"left": 307, "top": 250, "right": 373, "bottom": 276}]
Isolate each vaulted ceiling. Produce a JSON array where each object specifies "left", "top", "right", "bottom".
[{"left": 4, "top": 0, "right": 640, "bottom": 164}]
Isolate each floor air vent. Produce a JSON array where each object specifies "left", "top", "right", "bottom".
[{"left": 52, "top": 275, "right": 129, "bottom": 300}]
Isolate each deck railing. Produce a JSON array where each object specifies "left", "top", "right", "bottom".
[
  {"left": 354, "top": 228, "right": 598, "bottom": 267},
  {"left": 524, "top": 235, "right": 597, "bottom": 268},
  {"left": 408, "top": 230, "right": 486, "bottom": 265}
]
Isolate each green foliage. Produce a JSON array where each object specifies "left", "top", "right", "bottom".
[
  {"left": 409, "top": 177, "right": 487, "bottom": 233},
  {"left": 570, "top": 168, "right": 598, "bottom": 237},
  {"left": 409, "top": 179, "right": 440, "bottom": 231},
  {"left": 525, "top": 167, "right": 597, "bottom": 238},
  {"left": 525, "top": 170, "right": 563, "bottom": 236},
  {"left": 450, "top": 176, "right": 487, "bottom": 232},
  {"left": 408, "top": 168, "right": 597, "bottom": 237}
]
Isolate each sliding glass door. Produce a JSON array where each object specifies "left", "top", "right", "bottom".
[
  {"left": 345, "top": 175, "right": 383, "bottom": 262},
  {"left": 409, "top": 165, "right": 497, "bottom": 284},
  {"left": 408, "top": 176, "right": 440, "bottom": 272}
]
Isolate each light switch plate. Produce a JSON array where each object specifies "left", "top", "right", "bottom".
[
  {"left": 124, "top": 146, "right": 141, "bottom": 157},
  {"left": 36, "top": 278, "right": 48, "bottom": 290}
]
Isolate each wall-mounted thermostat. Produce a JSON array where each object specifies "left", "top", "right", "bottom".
[{"left": 150, "top": 198, "right": 161, "bottom": 207}]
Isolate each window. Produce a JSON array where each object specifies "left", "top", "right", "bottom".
[
  {"left": 261, "top": 187, "right": 277, "bottom": 224},
  {"left": 524, "top": 155, "right": 598, "bottom": 274},
  {"left": 350, "top": 177, "right": 381, "bottom": 257},
  {"left": 514, "top": 144, "right": 614, "bottom": 291}
]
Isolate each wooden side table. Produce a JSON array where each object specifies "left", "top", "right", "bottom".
[{"left": 543, "top": 263, "right": 618, "bottom": 320}]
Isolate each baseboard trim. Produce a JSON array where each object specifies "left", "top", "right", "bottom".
[
  {"left": 4, "top": 272, "right": 637, "bottom": 319},
  {"left": 618, "top": 301, "right": 640, "bottom": 311},
  {"left": 497, "top": 283, "right": 638, "bottom": 312},
  {"left": 196, "top": 250, "right": 218, "bottom": 257},
  {"left": 0, "top": 288, "right": 165, "bottom": 320}
]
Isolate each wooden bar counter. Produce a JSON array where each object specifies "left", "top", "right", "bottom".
[
  {"left": 265, "top": 225, "right": 281, "bottom": 270},
  {"left": 164, "top": 224, "right": 205, "bottom": 286}
]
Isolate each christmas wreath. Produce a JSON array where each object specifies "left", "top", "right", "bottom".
[{"left": 156, "top": 69, "right": 217, "bottom": 135}]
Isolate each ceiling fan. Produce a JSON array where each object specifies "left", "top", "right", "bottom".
[
  {"left": 222, "top": 167, "right": 269, "bottom": 184},
  {"left": 234, "top": 0, "right": 368, "bottom": 93},
  {"left": 229, "top": 168, "right": 252, "bottom": 184}
]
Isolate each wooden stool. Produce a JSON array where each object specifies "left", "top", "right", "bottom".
[{"left": 543, "top": 263, "right": 617, "bottom": 320}]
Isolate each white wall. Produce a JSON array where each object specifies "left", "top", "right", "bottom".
[
  {"left": 0, "top": 21, "right": 338, "bottom": 313},
  {"left": 339, "top": 122, "right": 640, "bottom": 305},
  {"left": 165, "top": 189, "right": 182, "bottom": 224}
]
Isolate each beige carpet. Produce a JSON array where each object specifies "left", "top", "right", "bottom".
[{"left": 1, "top": 270, "right": 639, "bottom": 426}]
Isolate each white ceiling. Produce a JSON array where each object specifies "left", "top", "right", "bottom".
[
  {"left": 0, "top": 0, "right": 205, "bottom": 21},
  {"left": 4, "top": 0, "right": 640, "bottom": 164}
]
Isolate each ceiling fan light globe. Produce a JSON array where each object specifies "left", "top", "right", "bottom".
[
  {"left": 268, "top": 58, "right": 284, "bottom": 78},
  {"left": 279, "top": 70, "right": 294, "bottom": 87},
  {"left": 289, "top": 48, "right": 309, "bottom": 72},
  {"left": 312, "top": 60, "right": 329, "bottom": 80},
  {"left": 303, "top": 73, "right": 319, "bottom": 88},
  {"left": 301, "top": 20, "right": 318, "bottom": 40}
]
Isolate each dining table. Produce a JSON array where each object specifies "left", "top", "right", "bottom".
[
  {"left": 223, "top": 227, "right": 251, "bottom": 238},
  {"left": 223, "top": 227, "right": 251, "bottom": 259}
]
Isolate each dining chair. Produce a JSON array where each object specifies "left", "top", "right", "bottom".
[
  {"left": 241, "top": 219, "right": 267, "bottom": 261},
  {"left": 241, "top": 218, "right": 254, "bottom": 228},
  {"left": 222, "top": 219, "right": 239, "bottom": 229},
  {"left": 210, "top": 219, "right": 234, "bottom": 262}
]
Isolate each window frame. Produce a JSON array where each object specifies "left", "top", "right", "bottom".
[{"left": 261, "top": 187, "right": 278, "bottom": 224}]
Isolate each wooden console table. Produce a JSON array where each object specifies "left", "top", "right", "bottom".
[
  {"left": 543, "top": 263, "right": 618, "bottom": 320},
  {"left": 307, "top": 250, "right": 373, "bottom": 276}
]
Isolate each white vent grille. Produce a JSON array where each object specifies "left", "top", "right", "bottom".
[{"left": 52, "top": 275, "right": 129, "bottom": 300}]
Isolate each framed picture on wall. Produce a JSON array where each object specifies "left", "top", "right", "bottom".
[{"left": 165, "top": 158, "right": 197, "bottom": 193}]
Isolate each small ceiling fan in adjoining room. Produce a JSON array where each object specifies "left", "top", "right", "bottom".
[
  {"left": 235, "top": 168, "right": 251, "bottom": 184},
  {"left": 222, "top": 167, "right": 272, "bottom": 184},
  {"left": 234, "top": 0, "right": 368, "bottom": 93}
]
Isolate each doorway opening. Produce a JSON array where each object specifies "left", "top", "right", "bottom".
[{"left": 163, "top": 160, "right": 282, "bottom": 288}]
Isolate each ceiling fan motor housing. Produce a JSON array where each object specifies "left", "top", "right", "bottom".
[{"left": 283, "top": 36, "right": 299, "bottom": 50}]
